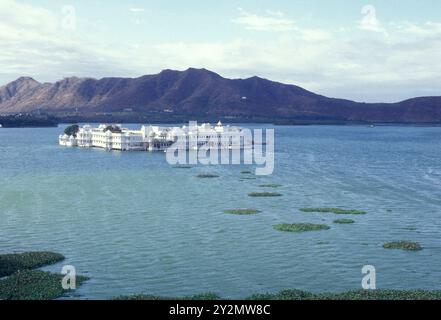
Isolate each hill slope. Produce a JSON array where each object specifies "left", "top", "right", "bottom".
[{"left": 1, "top": 68, "right": 440, "bottom": 123}]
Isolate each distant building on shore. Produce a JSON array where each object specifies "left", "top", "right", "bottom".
[{"left": 59, "top": 122, "right": 249, "bottom": 151}]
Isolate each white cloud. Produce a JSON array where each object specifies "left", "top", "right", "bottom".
[
  {"left": 396, "top": 21, "right": 441, "bottom": 37},
  {"left": 0, "top": 0, "right": 135, "bottom": 82},
  {"left": 129, "top": 7, "right": 145, "bottom": 13},
  {"left": 232, "top": 9, "right": 297, "bottom": 31},
  {"left": 0, "top": 0, "right": 58, "bottom": 35},
  {"left": 231, "top": 9, "right": 332, "bottom": 41},
  {"left": 266, "top": 10, "right": 284, "bottom": 17},
  {"left": 300, "top": 29, "right": 332, "bottom": 41},
  {"left": 148, "top": 19, "right": 441, "bottom": 102},
  {"left": 1, "top": 2, "right": 441, "bottom": 102}
]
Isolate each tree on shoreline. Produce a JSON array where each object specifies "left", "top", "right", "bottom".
[
  {"left": 64, "top": 124, "right": 79, "bottom": 137},
  {"left": 103, "top": 125, "right": 122, "bottom": 133}
]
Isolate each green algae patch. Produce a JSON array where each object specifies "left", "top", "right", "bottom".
[
  {"left": 0, "top": 270, "right": 88, "bottom": 300},
  {"left": 116, "top": 289, "right": 441, "bottom": 301},
  {"left": 317, "top": 290, "right": 441, "bottom": 300},
  {"left": 333, "top": 219, "right": 355, "bottom": 224},
  {"left": 247, "top": 289, "right": 441, "bottom": 300},
  {"left": 224, "top": 209, "right": 261, "bottom": 215},
  {"left": 249, "top": 192, "right": 282, "bottom": 197},
  {"left": 401, "top": 226, "right": 417, "bottom": 231},
  {"left": 274, "top": 223, "right": 330, "bottom": 233},
  {"left": 300, "top": 208, "right": 366, "bottom": 215},
  {"left": 197, "top": 173, "right": 220, "bottom": 178},
  {"left": 383, "top": 241, "right": 422, "bottom": 251},
  {"left": 0, "top": 252, "right": 65, "bottom": 278},
  {"left": 259, "top": 184, "right": 282, "bottom": 188},
  {"left": 115, "top": 292, "right": 221, "bottom": 300},
  {"left": 248, "top": 289, "right": 315, "bottom": 300}
]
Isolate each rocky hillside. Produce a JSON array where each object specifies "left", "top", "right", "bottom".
[{"left": 1, "top": 68, "right": 440, "bottom": 123}]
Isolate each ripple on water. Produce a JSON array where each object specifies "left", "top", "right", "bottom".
[{"left": 1, "top": 125, "right": 441, "bottom": 298}]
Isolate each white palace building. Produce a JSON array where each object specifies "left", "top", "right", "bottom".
[{"left": 59, "top": 122, "right": 251, "bottom": 151}]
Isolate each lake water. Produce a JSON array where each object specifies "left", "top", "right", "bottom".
[{"left": 1, "top": 124, "right": 441, "bottom": 299}]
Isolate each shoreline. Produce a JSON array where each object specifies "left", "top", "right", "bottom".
[{"left": 4, "top": 121, "right": 441, "bottom": 128}]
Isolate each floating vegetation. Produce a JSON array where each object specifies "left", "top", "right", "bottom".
[
  {"left": 240, "top": 177, "right": 257, "bottom": 180},
  {"left": 383, "top": 241, "right": 422, "bottom": 251},
  {"left": 259, "top": 184, "right": 282, "bottom": 188},
  {"left": 224, "top": 209, "right": 261, "bottom": 215},
  {"left": 0, "top": 252, "right": 65, "bottom": 278},
  {"left": 241, "top": 170, "right": 253, "bottom": 174},
  {"left": 173, "top": 165, "right": 193, "bottom": 169},
  {"left": 273, "top": 223, "right": 330, "bottom": 233},
  {"left": 196, "top": 173, "right": 220, "bottom": 178},
  {"left": 248, "top": 289, "right": 315, "bottom": 300},
  {"left": 401, "top": 226, "right": 417, "bottom": 231},
  {"left": 115, "top": 292, "right": 220, "bottom": 300},
  {"left": 116, "top": 289, "right": 441, "bottom": 300},
  {"left": 247, "top": 289, "right": 441, "bottom": 300},
  {"left": 333, "top": 219, "right": 355, "bottom": 224},
  {"left": 300, "top": 208, "right": 366, "bottom": 215},
  {"left": 248, "top": 192, "right": 282, "bottom": 197},
  {"left": 0, "top": 251, "right": 88, "bottom": 300},
  {"left": 0, "top": 270, "right": 88, "bottom": 300}
]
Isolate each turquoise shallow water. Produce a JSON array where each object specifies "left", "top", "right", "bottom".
[{"left": 1, "top": 124, "right": 441, "bottom": 299}]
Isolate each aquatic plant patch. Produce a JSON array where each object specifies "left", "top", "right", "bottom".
[
  {"left": 116, "top": 289, "right": 441, "bottom": 300},
  {"left": 333, "top": 219, "right": 355, "bottom": 224},
  {"left": 115, "top": 292, "right": 221, "bottom": 300},
  {"left": 400, "top": 226, "right": 417, "bottom": 231},
  {"left": 0, "top": 252, "right": 65, "bottom": 278},
  {"left": 196, "top": 173, "right": 220, "bottom": 178},
  {"left": 259, "top": 184, "right": 282, "bottom": 188},
  {"left": 273, "top": 223, "right": 330, "bottom": 233},
  {"left": 383, "top": 241, "right": 422, "bottom": 251},
  {"left": 248, "top": 289, "right": 441, "bottom": 300},
  {"left": 248, "top": 289, "right": 316, "bottom": 300},
  {"left": 248, "top": 192, "right": 282, "bottom": 197},
  {"left": 0, "top": 270, "right": 88, "bottom": 300},
  {"left": 224, "top": 209, "right": 261, "bottom": 215},
  {"left": 300, "top": 208, "right": 366, "bottom": 215}
]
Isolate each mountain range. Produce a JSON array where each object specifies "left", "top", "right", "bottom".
[{"left": 1, "top": 68, "right": 440, "bottom": 123}]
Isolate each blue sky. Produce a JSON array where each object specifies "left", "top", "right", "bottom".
[{"left": 1, "top": 0, "right": 441, "bottom": 102}]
